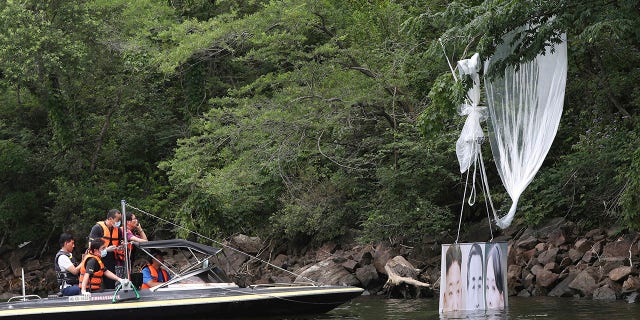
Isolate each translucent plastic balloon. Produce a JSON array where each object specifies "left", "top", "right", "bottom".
[{"left": 484, "top": 34, "right": 567, "bottom": 229}]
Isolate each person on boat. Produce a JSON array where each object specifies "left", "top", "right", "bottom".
[
  {"left": 141, "top": 249, "right": 170, "bottom": 289},
  {"left": 124, "top": 212, "right": 148, "bottom": 243},
  {"left": 442, "top": 244, "right": 463, "bottom": 312},
  {"left": 54, "top": 233, "right": 81, "bottom": 296},
  {"left": 80, "top": 239, "right": 128, "bottom": 294},
  {"left": 88, "top": 209, "right": 124, "bottom": 289}
]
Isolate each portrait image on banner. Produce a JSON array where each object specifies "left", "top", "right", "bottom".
[
  {"left": 439, "top": 242, "right": 507, "bottom": 313},
  {"left": 484, "top": 242, "right": 507, "bottom": 309}
]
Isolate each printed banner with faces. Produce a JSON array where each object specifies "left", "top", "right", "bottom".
[{"left": 439, "top": 242, "right": 508, "bottom": 313}]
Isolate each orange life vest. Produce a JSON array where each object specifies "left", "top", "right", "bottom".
[
  {"left": 79, "top": 253, "right": 106, "bottom": 292},
  {"left": 141, "top": 264, "right": 169, "bottom": 289},
  {"left": 97, "top": 221, "right": 125, "bottom": 261}
]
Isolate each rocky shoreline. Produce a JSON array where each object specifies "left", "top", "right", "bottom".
[{"left": 2, "top": 217, "right": 640, "bottom": 302}]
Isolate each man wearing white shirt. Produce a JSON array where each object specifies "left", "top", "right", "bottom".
[{"left": 54, "top": 233, "right": 81, "bottom": 296}]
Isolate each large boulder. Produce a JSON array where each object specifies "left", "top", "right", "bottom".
[
  {"left": 536, "top": 269, "right": 559, "bottom": 288},
  {"left": 355, "top": 264, "right": 379, "bottom": 288},
  {"left": 568, "top": 270, "right": 598, "bottom": 297},
  {"left": 229, "top": 234, "right": 263, "bottom": 255},
  {"left": 602, "top": 239, "right": 638, "bottom": 262},
  {"left": 548, "top": 271, "right": 578, "bottom": 297},
  {"left": 316, "top": 242, "right": 338, "bottom": 261},
  {"left": 609, "top": 266, "right": 633, "bottom": 282},
  {"left": 537, "top": 247, "right": 559, "bottom": 265},
  {"left": 593, "top": 285, "right": 617, "bottom": 300},
  {"left": 294, "top": 258, "right": 359, "bottom": 286},
  {"left": 352, "top": 246, "right": 375, "bottom": 266},
  {"left": 373, "top": 242, "right": 399, "bottom": 275},
  {"left": 622, "top": 276, "right": 640, "bottom": 292}
]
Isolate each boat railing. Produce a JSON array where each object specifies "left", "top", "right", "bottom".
[
  {"left": 7, "top": 295, "right": 41, "bottom": 303},
  {"left": 7, "top": 268, "right": 42, "bottom": 302},
  {"left": 249, "top": 282, "right": 316, "bottom": 289},
  {"left": 149, "top": 262, "right": 219, "bottom": 292}
]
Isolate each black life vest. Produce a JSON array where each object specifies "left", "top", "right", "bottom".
[{"left": 54, "top": 250, "right": 79, "bottom": 288}]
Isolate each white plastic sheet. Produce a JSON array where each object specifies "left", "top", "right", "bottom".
[
  {"left": 455, "top": 53, "right": 486, "bottom": 173},
  {"left": 484, "top": 34, "right": 567, "bottom": 229}
]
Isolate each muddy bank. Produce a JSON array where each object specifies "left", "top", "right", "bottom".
[{"left": 2, "top": 218, "right": 640, "bottom": 302}]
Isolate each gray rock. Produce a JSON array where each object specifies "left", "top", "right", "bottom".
[
  {"left": 531, "top": 264, "right": 544, "bottom": 277},
  {"left": 536, "top": 269, "right": 559, "bottom": 288},
  {"left": 593, "top": 285, "right": 617, "bottom": 300},
  {"left": 353, "top": 247, "right": 374, "bottom": 266},
  {"left": 295, "top": 258, "right": 359, "bottom": 286},
  {"left": 609, "top": 266, "right": 633, "bottom": 282},
  {"left": 538, "top": 248, "right": 559, "bottom": 265},
  {"left": 355, "top": 264, "right": 379, "bottom": 288},
  {"left": 622, "top": 276, "right": 640, "bottom": 292},
  {"left": 548, "top": 271, "right": 578, "bottom": 297},
  {"left": 373, "top": 243, "right": 398, "bottom": 275},
  {"left": 548, "top": 229, "right": 567, "bottom": 247},
  {"left": 569, "top": 270, "right": 598, "bottom": 297},
  {"left": 568, "top": 248, "right": 584, "bottom": 262},
  {"left": 585, "top": 228, "right": 604, "bottom": 240},
  {"left": 603, "top": 239, "right": 637, "bottom": 261},
  {"left": 535, "top": 242, "right": 548, "bottom": 252},
  {"left": 626, "top": 292, "right": 639, "bottom": 303},
  {"left": 575, "top": 238, "right": 594, "bottom": 253},
  {"left": 342, "top": 259, "right": 358, "bottom": 273},
  {"left": 517, "top": 236, "right": 539, "bottom": 250},
  {"left": 271, "top": 254, "right": 288, "bottom": 268},
  {"left": 316, "top": 242, "right": 338, "bottom": 261},
  {"left": 518, "top": 289, "right": 531, "bottom": 297},
  {"left": 507, "top": 264, "right": 522, "bottom": 282},
  {"left": 229, "top": 234, "right": 262, "bottom": 255}
]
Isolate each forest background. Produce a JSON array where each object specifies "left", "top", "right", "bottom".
[{"left": 1, "top": 0, "right": 639, "bottom": 252}]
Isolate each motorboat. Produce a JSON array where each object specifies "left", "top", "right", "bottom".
[{"left": 0, "top": 238, "right": 363, "bottom": 320}]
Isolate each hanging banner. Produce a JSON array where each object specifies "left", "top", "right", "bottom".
[{"left": 439, "top": 242, "right": 508, "bottom": 313}]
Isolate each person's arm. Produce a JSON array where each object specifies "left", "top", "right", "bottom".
[
  {"left": 141, "top": 267, "right": 162, "bottom": 288},
  {"left": 59, "top": 255, "right": 80, "bottom": 275},
  {"left": 129, "top": 234, "right": 147, "bottom": 242},
  {"left": 103, "top": 269, "right": 122, "bottom": 282},
  {"left": 80, "top": 258, "right": 97, "bottom": 294},
  {"left": 80, "top": 274, "right": 90, "bottom": 294},
  {"left": 135, "top": 223, "right": 148, "bottom": 241},
  {"left": 145, "top": 278, "right": 163, "bottom": 288}
]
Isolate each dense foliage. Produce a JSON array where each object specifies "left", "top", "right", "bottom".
[{"left": 0, "top": 0, "right": 638, "bottom": 249}]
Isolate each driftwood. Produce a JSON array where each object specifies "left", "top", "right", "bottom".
[{"left": 383, "top": 256, "right": 430, "bottom": 289}]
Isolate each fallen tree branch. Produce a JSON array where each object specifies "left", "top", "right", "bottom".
[{"left": 383, "top": 263, "right": 431, "bottom": 288}]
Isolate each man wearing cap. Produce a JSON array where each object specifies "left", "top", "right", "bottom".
[{"left": 141, "top": 249, "right": 171, "bottom": 289}]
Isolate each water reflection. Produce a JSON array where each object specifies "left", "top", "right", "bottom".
[{"left": 277, "top": 296, "right": 640, "bottom": 320}]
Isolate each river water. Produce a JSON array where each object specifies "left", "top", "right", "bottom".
[{"left": 267, "top": 296, "right": 640, "bottom": 320}]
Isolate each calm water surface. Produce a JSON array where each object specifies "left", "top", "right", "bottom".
[{"left": 260, "top": 296, "right": 640, "bottom": 320}]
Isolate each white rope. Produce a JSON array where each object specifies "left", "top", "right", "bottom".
[
  {"left": 124, "top": 203, "right": 318, "bottom": 284},
  {"left": 477, "top": 145, "right": 495, "bottom": 241},
  {"left": 468, "top": 145, "right": 478, "bottom": 207},
  {"left": 455, "top": 167, "right": 471, "bottom": 244}
]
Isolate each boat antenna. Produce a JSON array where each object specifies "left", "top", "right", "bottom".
[
  {"left": 125, "top": 202, "right": 318, "bottom": 285},
  {"left": 121, "top": 199, "right": 130, "bottom": 280}
]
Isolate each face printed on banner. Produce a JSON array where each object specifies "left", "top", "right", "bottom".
[
  {"left": 485, "top": 245, "right": 505, "bottom": 309},
  {"left": 466, "top": 247, "right": 484, "bottom": 310},
  {"left": 442, "top": 244, "right": 463, "bottom": 312},
  {"left": 444, "top": 261, "right": 462, "bottom": 311}
]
